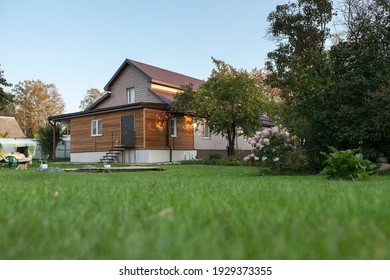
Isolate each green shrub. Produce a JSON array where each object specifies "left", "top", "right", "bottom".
[
  {"left": 320, "top": 146, "right": 378, "bottom": 181},
  {"left": 181, "top": 157, "right": 249, "bottom": 166},
  {"left": 280, "top": 149, "right": 309, "bottom": 174},
  {"left": 258, "top": 166, "right": 274, "bottom": 176},
  {"left": 209, "top": 153, "right": 223, "bottom": 160}
]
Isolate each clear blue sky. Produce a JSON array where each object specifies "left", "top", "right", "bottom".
[{"left": 1, "top": 0, "right": 287, "bottom": 113}]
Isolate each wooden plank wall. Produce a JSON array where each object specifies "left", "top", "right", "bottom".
[
  {"left": 172, "top": 115, "right": 194, "bottom": 150},
  {"left": 144, "top": 109, "right": 169, "bottom": 150},
  {"left": 71, "top": 115, "right": 95, "bottom": 153},
  {"left": 70, "top": 108, "right": 194, "bottom": 153},
  {"left": 144, "top": 109, "right": 194, "bottom": 150},
  {"left": 70, "top": 109, "right": 144, "bottom": 153}
]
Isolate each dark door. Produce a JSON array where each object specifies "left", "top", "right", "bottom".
[{"left": 121, "top": 115, "right": 135, "bottom": 148}]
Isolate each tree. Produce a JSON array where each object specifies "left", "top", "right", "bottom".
[
  {"left": 329, "top": 0, "right": 390, "bottom": 158},
  {"left": 38, "top": 122, "right": 64, "bottom": 160},
  {"left": 266, "top": 0, "right": 333, "bottom": 78},
  {"left": 79, "top": 88, "right": 105, "bottom": 111},
  {"left": 12, "top": 80, "right": 65, "bottom": 138},
  {"left": 173, "top": 58, "right": 272, "bottom": 157},
  {"left": 266, "top": 0, "right": 334, "bottom": 169},
  {"left": 0, "top": 65, "right": 14, "bottom": 112},
  {"left": 266, "top": 0, "right": 390, "bottom": 169}
]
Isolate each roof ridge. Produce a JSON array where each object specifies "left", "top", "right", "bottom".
[
  {"left": 104, "top": 58, "right": 204, "bottom": 91},
  {"left": 127, "top": 59, "right": 204, "bottom": 83}
]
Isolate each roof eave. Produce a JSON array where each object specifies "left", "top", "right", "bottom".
[
  {"left": 48, "top": 102, "right": 170, "bottom": 122},
  {"left": 84, "top": 92, "right": 111, "bottom": 111},
  {"left": 151, "top": 79, "right": 181, "bottom": 89}
]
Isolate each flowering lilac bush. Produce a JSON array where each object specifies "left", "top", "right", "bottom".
[{"left": 244, "top": 127, "right": 308, "bottom": 174}]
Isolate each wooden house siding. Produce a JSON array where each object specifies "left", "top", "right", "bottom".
[
  {"left": 170, "top": 115, "right": 194, "bottom": 150},
  {"left": 144, "top": 109, "right": 194, "bottom": 150},
  {"left": 71, "top": 116, "right": 95, "bottom": 153},
  {"left": 95, "top": 64, "right": 161, "bottom": 109},
  {"left": 144, "top": 109, "right": 169, "bottom": 150},
  {"left": 70, "top": 109, "right": 144, "bottom": 153}
]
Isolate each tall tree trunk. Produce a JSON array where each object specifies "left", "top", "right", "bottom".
[{"left": 227, "top": 124, "right": 236, "bottom": 157}]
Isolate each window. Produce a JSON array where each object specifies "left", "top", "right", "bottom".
[
  {"left": 128, "top": 88, "right": 135, "bottom": 104},
  {"left": 202, "top": 122, "right": 211, "bottom": 139},
  {"left": 91, "top": 119, "right": 102, "bottom": 136},
  {"left": 170, "top": 118, "right": 177, "bottom": 137}
]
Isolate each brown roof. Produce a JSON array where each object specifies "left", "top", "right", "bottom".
[
  {"left": 0, "top": 116, "right": 26, "bottom": 138},
  {"left": 105, "top": 59, "right": 204, "bottom": 91}
]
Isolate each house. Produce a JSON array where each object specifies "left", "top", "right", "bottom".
[
  {"left": 48, "top": 59, "right": 267, "bottom": 164},
  {"left": 49, "top": 59, "right": 203, "bottom": 163}
]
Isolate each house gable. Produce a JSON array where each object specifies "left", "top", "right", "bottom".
[
  {"left": 93, "top": 59, "right": 205, "bottom": 109},
  {"left": 94, "top": 63, "right": 161, "bottom": 110}
]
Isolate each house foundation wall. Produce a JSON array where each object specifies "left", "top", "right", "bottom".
[
  {"left": 71, "top": 152, "right": 107, "bottom": 163},
  {"left": 70, "top": 150, "right": 197, "bottom": 164},
  {"left": 131, "top": 150, "right": 197, "bottom": 163}
]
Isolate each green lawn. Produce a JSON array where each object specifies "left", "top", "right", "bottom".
[{"left": 1, "top": 164, "right": 389, "bottom": 259}]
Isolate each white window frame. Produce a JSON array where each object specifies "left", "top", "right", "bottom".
[
  {"left": 91, "top": 119, "right": 102, "bottom": 136},
  {"left": 128, "top": 88, "right": 135, "bottom": 104},
  {"left": 170, "top": 118, "right": 177, "bottom": 137},
  {"left": 202, "top": 122, "right": 211, "bottom": 139}
]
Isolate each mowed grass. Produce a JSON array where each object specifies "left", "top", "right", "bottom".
[{"left": 0, "top": 164, "right": 389, "bottom": 260}]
